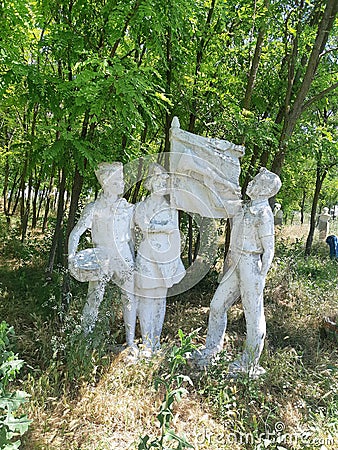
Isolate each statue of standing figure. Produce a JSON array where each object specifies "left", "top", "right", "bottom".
[
  {"left": 317, "top": 207, "right": 331, "bottom": 240},
  {"left": 194, "top": 168, "right": 281, "bottom": 378},
  {"left": 273, "top": 203, "right": 283, "bottom": 226},
  {"left": 133, "top": 163, "right": 186, "bottom": 356},
  {"left": 68, "top": 162, "right": 137, "bottom": 351}
]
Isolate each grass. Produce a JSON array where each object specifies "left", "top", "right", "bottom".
[{"left": 0, "top": 217, "right": 337, "bottom": 449}]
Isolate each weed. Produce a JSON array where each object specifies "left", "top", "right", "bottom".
[
  {"left": 0, "top": 321, "right": 31, "bottom": 449},
  {"left": 138, "top": 330, "right": 197, "bottom": 450}
]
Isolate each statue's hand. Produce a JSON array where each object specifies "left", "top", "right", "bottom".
[
  {"left": 68, "top": 254, "right": 76, "bottom": 272},
  {"left": 260, "top": 263, "right": 270, "bottom": 278}
]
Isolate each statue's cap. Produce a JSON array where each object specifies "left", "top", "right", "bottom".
[
  {"left": 95, "top": 162, "right": 123, "bottom": 185},
  {"left": 255, "top": 167, "right": 282, "bottom": 198}
]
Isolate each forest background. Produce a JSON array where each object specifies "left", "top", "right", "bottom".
[{"left": 0, "top": 0, "right": 338, "bottom": 449}]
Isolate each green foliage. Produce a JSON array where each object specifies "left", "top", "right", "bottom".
[
  {"left": 0, "top": 322, "right": 31, "bottom": 449},
  {"left": 138, "top": 330, "right": 196, "bottom": 450},
  {"left": 1, "top": 0, "right": 337, "bottom": 246}
]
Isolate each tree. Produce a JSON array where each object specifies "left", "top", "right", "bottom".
[{"left": 303, "top": 107, "right": 338, "bottom": 255}]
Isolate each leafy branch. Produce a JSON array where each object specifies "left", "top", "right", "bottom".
[{"left": 138, "top": 330, "right": 198, "bottom": 450}]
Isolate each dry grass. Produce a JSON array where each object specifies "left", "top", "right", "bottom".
[
  {"left": 1, "top": 222, "right": 337, "bottom": 450},
  {"left": 22, "top": 349, "right": 231, "bottom": 450}
]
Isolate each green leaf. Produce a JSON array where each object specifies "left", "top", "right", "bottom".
[
  {"left": 0, "top": 391, "right": 31, "bottom": 412},
  {"left": 3, "top": 414, "right": 32, "bottom": 435},
  {"left": 165, "top": 429, "right": 194, "bottom": 448}
]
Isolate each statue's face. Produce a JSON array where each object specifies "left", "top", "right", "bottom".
[
  {"left": 95, "top": 163, "right": 125, "bottom": 196},
  {"left": 246, "top": 175, "right": 264, "bottom": 200},
  {"left": 144, "top": 172, "right": 169, "bottom": 193},
  {"left": 150, "top": 173, "right": 168, "bottom": 192},
  {"left": 101, "top": 170, "right": 125, "bottom": 195}
]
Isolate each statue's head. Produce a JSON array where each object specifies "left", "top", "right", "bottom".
[
  {"left": 247, "top": 167, "right": 281, "bottom": 200},
  {"left": 144, "top": 163, "right": 169, "bottom": 192},
  {"left": 95, "top": 162, "right": 124, "bottom": 194}
]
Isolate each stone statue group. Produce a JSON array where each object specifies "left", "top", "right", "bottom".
[
  {"left": 68, "top": 119, "right": 281, "bottom": 378},
  {"left": 68, "top": 162, "right": 184, "bottom": 358}
]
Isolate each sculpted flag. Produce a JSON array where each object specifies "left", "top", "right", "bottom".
[{"left": 169, "top": 117, "right": 245, "bottom": 218}]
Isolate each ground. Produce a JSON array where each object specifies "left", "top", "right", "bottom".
[{"left": 1, "top": 221, "right": 337, "bottom": 450}]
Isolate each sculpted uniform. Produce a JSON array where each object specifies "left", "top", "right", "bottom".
[
  {"left": 90, "top": 196, "right": 134, "bottom": 291},
  {"left": 201, "top": 200, "right": 275, "bottom": 377},
  {"left": 134, "top": 198, "right": 185, "bottom": 297}
]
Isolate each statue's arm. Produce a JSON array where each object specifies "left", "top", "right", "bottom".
[
  {"left": 260, "top": 234, "right": 275, "bottom": 277},
  {"left": 68, "top": 203, "right": 94, "bottom": 258},
  {"left": 134, "top": 202, "right": 149, "bottom": 232}
]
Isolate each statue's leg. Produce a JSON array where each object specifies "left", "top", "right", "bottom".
[
  {"left": 138, "top": 294, "right": 166, "bottom": 354},
  {"left": 232, "top": 255, "right": 266, "bottom": 376},
  {"left": 120, "top": 289, "right": 138, "bottom": 349},
  {"left": 152, "top": 297, "right": 166, "bottom": 351},
  {"left": 113, "top": 255, "right": 138, "bottom": 352},
  {"left": 197, "top": 269, "right": 240, "bottom": 363},
  {"left": 81, "top": 279, "right": 106, "bottom": 334}
]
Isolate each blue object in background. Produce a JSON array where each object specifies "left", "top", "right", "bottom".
[{"left": 325, "top": 235, "right": 338, "bottom": 259}]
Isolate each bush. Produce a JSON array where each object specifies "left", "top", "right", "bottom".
[{"left": 0, "top": 321, "right": 31, "bottom": 449}]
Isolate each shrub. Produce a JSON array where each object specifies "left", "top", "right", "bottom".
[{"left": 0, "top": 321, "right": 31, "bottom": 449}]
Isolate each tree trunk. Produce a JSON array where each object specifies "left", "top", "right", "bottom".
[
  {"left": 185, "top": 0, "right": 216, "bottom": 264},
  {"left": 222, "top": 219, "right": 231, "bottom": 276},
  {"left": 31, "top": 167, "right": 42, "bottom": 229},
  {"left": 11, "top": 182, "right": 21, "bottom": 217},
  {"left": 46, "top": 168, "right": 67, "bottom": 277},
  {"left": 305, "top": 167, "right": 326, "bottom": 256},
  {"left": 131, "top": 157, "right": 144, "bottom": 203},
  {"left": 242, "top": 0, "right": 269, "bottom": 111},
  {"left": 61, "top": 164, "right": 84, "bottom": 311},
  {"left": 19, "top": 150, "right": 29, "bottom": 242},
  {"left": 42, "top": 169, "right": 55, "bottom": 232},
  {"left": 300, "top": 189, "right": 306, "bottom": 224},
  {"left": 241, "top": 144, "right": 260, "bottom": 196},
  {"left": 2, "top": 156, "right": 10, "bottom": 227},
  {"left": 241, "top": 2, "right": 269, "bottom": 192},
  {"left": 163, "top": 26, "right": 173, "bottom": 171},
  {"left": 36, "top": 185, "right": 47, "bottom": 227},
  {"left": 188, "top": 215, "right": 193, "bottom": 266},
  {"left": 21, "top": 175, "right": 33, "bottom": 242},
  {"left": 65, "top": 165, "right": 84, "bottom": 259}
]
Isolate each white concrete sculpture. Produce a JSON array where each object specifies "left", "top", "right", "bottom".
[
  {"left": 134, "top": 163, "right": 185, "bottom": 355},
  {"left": 169, "top": 117, "right": 245, "bottom": 219},
  {"left": 194, "top": 168, "right": 281, "bottom": 378},
  {"left": 317, "top": 207, "right": 330, "bottom": 240},
  {"left": 273, "top": 203, "right": 283, "bottom": 226},
  {"left": 67, "top": 118, "right": 282, "bottom": 375},
  {"left": 68, "top": 162, "right": 136, "bottom": 348}
]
